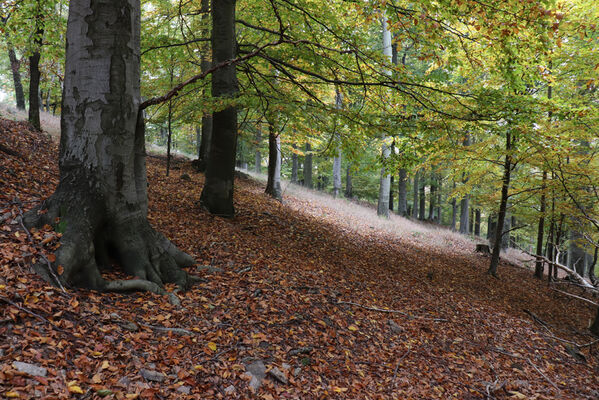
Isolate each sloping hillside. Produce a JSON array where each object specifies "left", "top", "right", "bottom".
[{"left": 1, "top": 118, "right": 598, "bottom": 399}]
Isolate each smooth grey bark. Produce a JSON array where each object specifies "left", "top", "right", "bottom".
[
  {"left": 291, "top": 143, "right": 298, "bottom": 183},
  {"left": 345, "top": 163, "right": 353, "bottom": 198},
  {"left": 200, "top": 0, "right": 238, "bottom": 216},
  {"left": 254, "top": 127, "right": 262, "bottom": 173},
  {"left": 304, "top": 142, "right": 313, "bottom": 188},
  {"left": 332, "top": 90, "right": 342, "bottom": 198},
  {"left": 23, "top": 0, "right": 194, "bottom": 292},
  {"left": 6, "top": 42, "right": 25, "bottom": 110},
  {"left": 489, "top": 131, "right": 513, "bottom": 276},
  {"left": 376, "top": 15, "right": 392, "bottom": 218},
  {"left": 265, "top": 123, "right": 282, "bottom": 201},
  {"left": 501, "top": 212, "right": 511, "bottom": 249},
  {"left": 397, "top": 168, "right": 407, "bottom": 216},
  {"left": 412, "top": 172, "right": 419, "bottom": 219}
]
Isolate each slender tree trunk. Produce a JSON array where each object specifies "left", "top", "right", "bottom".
[
  {"left": 474, "top": 209, "right": 481, "bottom": 236},
  {"left": 166, "top": 98, "right": 173, "bottom": 176},
  {"left": 23, "top": 0, "right": 194, "bottom": 292},
  {"left": 412, "top": 172, "right": 419, "bottom": 219},
  {"left": 397, "top": 168, "right": 407, "bottom": 216},
  {"left": 345, "top": 164, "right": 352, "bottom": 198},
  {"left": 469, "top": 207, "right": 474, "bottom": 234},
  {"left": 201, "top": 0, "right": 238, "bottom": 216},
  {"left": 535, "top": 171, "right": 547, "bottom": 278},
  {"left": 451, "top": 182, "right": 457, "bottom": 230},
  {"left": 376, "top": 14, "right": 392, "bottom": 218},
  {"left": 435, "top": 178, "right": 442, "bottom": 223},
  {"left": 28, "top": 46, "right": 42, "bottom": 130},
  {"left": 459, "top": 135, "right": 471, "bottom": 233},
  {"left": 428, "top": 178, "right": 436, "bottom": 221},
  {"left": 291, "top": 143, "right": 298, "bottom": 183},
  {"left": 6, "top": 42, "right": 26, "bottom": 110},
  {"left": 418, "top": 176, "right": 426, "bottom": 221},
  {"left": 332, "top": 89, "right": 342, "bottom": 197},
  {"left": 489, "top": 131, "right": 513, "bottom": 276},
  {"left": 254, "top": 127, "right": 262, "bottom": 173},
  {"left": 265, "top": 123, "right": 282, "bottom": 200},
  {"left": 304, "top": 142, "right": 313, "bottom": 188}
]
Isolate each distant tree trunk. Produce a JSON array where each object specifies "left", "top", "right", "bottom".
[
  {"left": 397, "top": 168, "right": 407, "bottom": 216},
  {"left": 428, "top": 178, "right": 436, "bottom": 221},
  {"left": 265, "top": 123, "right": 282, "bottom": 200},
  {"left": 197, "top": 58, "right": 213, "bottom": 172},
  {"left": 332, "top": 89, "right": 342, "bottom": 197},
  {"left": 291, "top": 143, "right": 298, "bottom": 183},
  {"left": 474, "top": 209, "right": 481, "bottom": 236},
  {"left": 435, "top": 179, "right": 442, "bottom": 223},
  {"left": 501, "top": 213, "right": 511, "bottom": 249},
  {"left": 345, "top": 164, "right": 353, "bottom": 198},
  {"left": 451, "top": 182, "right": 457, "bottom": 230},
  {"left": 489, "top": 131, "right": 513, "bottom": 276},
  {"left": 304, "top": 142, "right": 313, "bottom": 188},
  {"left": 412, "top": 172, "right": 419, "bottom": 219},
  {"left": 200, "top": 0, "right": 238, "bottom": 216},
  {"left": 459, "top": 135, "right": 471, "bottom": 233},
  {"left": 376, "top": 15, "right": 392, "bottom": 218},
  {"left": 6, "top": 42, "right": 25, "bottom": 110},
  {"left": 254, "top": 127, "right": 262, "bottom": 173},
  {"left": 469, "top": 207, "right": 474, "bottom": 234},
  {"left": 28, "top": 35, "right": 43, "bottom": 130},
  {"left": 166, "top": 100, "right": 172, "bottom": 176},
  {"left": 389, "top": 174, "right": 394, "bottom": 211},
  {"left": 418, "top": 176, "right": 426, "bottom": 221}
]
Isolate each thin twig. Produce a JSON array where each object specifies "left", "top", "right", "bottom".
[
  {"left": 0, "top": 296, "right": 65, "bottom": 332},
  {"left": 526, "top": 357, "right": 559, "bottom": 390},
  {"left": 550, "top": 287, "right": 598, "bottom": 307},
  {"left": 337, "top": 300, "right": 448, "bottom": 322},
  {"left": 392, "top": 347, "right": 411, "bottom": 389}
]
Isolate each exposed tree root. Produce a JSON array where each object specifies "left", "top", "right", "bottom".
[{"left": 23, "top": 189, "right": 197, "bottom": 296}]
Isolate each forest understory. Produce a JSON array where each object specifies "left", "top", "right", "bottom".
[{"left": 1, "top": 118, "right": 599, "bottom": 399}]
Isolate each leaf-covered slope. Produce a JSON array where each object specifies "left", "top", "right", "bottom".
[{"left": 1, "top": 119, "right": 598, "bottom": 399}]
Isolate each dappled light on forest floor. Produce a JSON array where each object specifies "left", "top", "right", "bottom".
[{"left": 1, "top": 120, "right": 598, "bottom": 398}]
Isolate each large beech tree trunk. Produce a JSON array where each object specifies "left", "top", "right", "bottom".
[
  {"left": 200, "top": 0, "right": 238, "bottom": 216},
  {"left": 24, "top": 0, "right": 194, "bottom": 293},
  {"left": 291, "top": 143, "right": 298, "bottom": 183},
  {"left": 376, "top": 15, "right": 392, "bottom": 218}
]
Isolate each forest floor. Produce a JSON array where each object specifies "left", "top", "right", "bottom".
[{"left": 1, "top": 117, "right": 599, "bottom": 399}]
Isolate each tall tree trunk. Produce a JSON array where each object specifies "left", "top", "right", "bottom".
[
  {"left": 469, "top": 207, "right": 474, "bottom": 234},
  {"left": 345, "top": 164, "right": 352, "bottom": 198},
  {"left": 412, "top": 172, "right": 419, "bottom": 219},
  {"left": 397, "top": 168, "right": 407, "bottom": 216},
  {"left": 254, "top": 127, "right": 262, "bottom": 173},
  {"left": 291, "top": 143, "right": 298, "bottom": 183},
  {"left": 428, "top": 178, "right": 436, "bottom": 221},
  {"left": 166, "top": 98, "right": 173, "bottom": 176},
  {"left": 24, "top": 0, "right": 194, "bottom": 292},
  {"left": 376, "top": 16, "right": 392, "bottom": 218},
  {"left": 474, "top": 209, "right": 481, "bottom": 236},
  {"left": 332, "top": 89, "right": 342, "bottom": 197},
  {"left": 28, "top": 44, "right": 42, "bottom": 130},
  {"left": 459, "top": 135, "right": 471, "bottom": 234},
  {"left": 488, "top": 131, "right": 513, "bottom": 276},
  {"left": 200, "top": 0, "right": 238, "bottom": 216},
  {"left": 451, "top": 182, "right": 457, "bottom": 230},
  {"left": 304, "top": 142, "right": 313, "bottom": 188},
  {"left": 418, "top": 176, "right": 426, "bottom": 221},
  {"left": 265, "top": 123, "right": 282, "bottom": 200},
  {"left": 6, "top": 41, "right": 26, "bottom": 110},
  {"left": 535, "top": 172, "right": 548, "bottom": 278},
  {"left": 435, "top": 178, "right": 442, "bottom": 223}
]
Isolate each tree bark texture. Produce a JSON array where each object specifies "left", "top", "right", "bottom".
[
  {"left": 265, "top": 123, "right": 282, "bottom": 200},
  {"left": 24, "top": 0, "right": 195, "bottom": 292},
  {"left": 291, "top": 143, "right": 298, "bottom": 183},
  {"left": 200, "top": 0, "right": 238, "bottom": 216},
  {"left": 397, "top": 168, "right": 407, "bottom": 216},
  {"left": 304, "top": 142, "right": 313, "bottom": 188},
  {"left": 332, "top": 89, "right": 342, "bottom": 197},
  {"left": 6, "top": 42, "right": 26, "bottom": 110},
  {"left": 345, "top": 164, "right": 352, "bottom": 198},
  {"left": 254, "top": 127, "right": 262, "bottom": 173},
  {"left": 418, "top": 176, "right": 426, "bottom": 221},
  {"left": 376, "top": 15, "right": 392, "bottom": 218},
  {"left": 412, "top": 172, "right": 419, "bottom": 219},
  {"left": 489, "top": 131, "right": 512, "bottom": 276}
]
